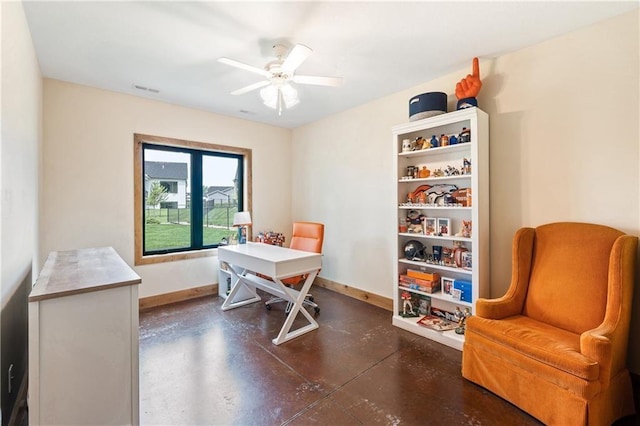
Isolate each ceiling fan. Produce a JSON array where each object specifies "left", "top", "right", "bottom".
[{"left": 218, "top": 44, "right": 343, "bottom": 116}]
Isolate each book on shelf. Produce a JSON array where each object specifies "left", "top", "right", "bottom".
[
  {"left": 430, "top": 306, "right": 458, "bottom": 322},
  {"left": 413, "top": 293, "right": 431, "bottom": 315},
  {"left": 417, "top": 315, "right": 457, "bottom": 331},
  {"left": 399, "top": 274, "right": 441, "bottom": 293},
  {"left": 399, "top": 281, "right": 441, "bottom": 294},
  {"left": 407, "top": 269, "right": 440, "bottom": 281}
]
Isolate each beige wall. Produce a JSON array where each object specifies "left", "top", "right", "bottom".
[
  {"left": 1, "top": 0, "right": 42, "bottom": 420},
  {"left": 1, "top": 0, "right": 42, "bottom": 306},
  {"left": 293, "top": 11, "right": 640, "bottom": 367},
  {"left": 41, "top": 80, "right": 292, "bottom": 298}
]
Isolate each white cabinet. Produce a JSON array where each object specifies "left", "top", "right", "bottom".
[
  {"left": 391, "top": 108, "right": 489, "bottom": 350},
  {"left": 28, "top": 247, "right": 141, "bottom": 425}
]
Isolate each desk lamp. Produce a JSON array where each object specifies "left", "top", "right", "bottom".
[{"left": 232, "top": 211, "right": 252, "bottom": 244}]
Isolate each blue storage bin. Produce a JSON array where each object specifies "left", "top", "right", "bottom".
[{"left": 454, "top": 279, "right": 472, "bottom": 303}]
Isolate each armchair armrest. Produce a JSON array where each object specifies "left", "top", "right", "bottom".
[
  {"left": 580, "top": 234, "right": 638, "bottom": 389},
  {"left": 475, "top": 227, "right": 536, "bottom": 320}
]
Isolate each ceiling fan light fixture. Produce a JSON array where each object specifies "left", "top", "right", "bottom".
[
  {"left": 281, "top": 84, "right": 299, "bottom": 108},
  {"left": 260, "top": 85, "right": 278, "bottom": 109},
  {"left": 260, "top": 83, "right": 299, "bottom": 111}
]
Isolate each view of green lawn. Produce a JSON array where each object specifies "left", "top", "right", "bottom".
[{"left": 145, "top": 205, "right": 238, "bottom": 251}]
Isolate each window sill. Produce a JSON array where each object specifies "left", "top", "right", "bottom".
[{"left": 135, "top": 248, "right": 218, "bottom": 266}]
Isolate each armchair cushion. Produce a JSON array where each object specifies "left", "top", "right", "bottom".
[{"left": 467, "top": 314, "right": 599, "bottom": 381}]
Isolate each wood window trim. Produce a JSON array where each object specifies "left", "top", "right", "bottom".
[{"left": 134, "top": 133, "right": 252, "bottom": 266}]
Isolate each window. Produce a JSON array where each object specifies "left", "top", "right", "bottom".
[
  {"left": 134, "top": 134, "right": 252, "bottom": 265},
  {"left": 159, "top": 181, "right": 178, "bottom": 194}
]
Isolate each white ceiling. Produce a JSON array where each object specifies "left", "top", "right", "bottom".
[{"left": 22, "top": 1, "right": 638, "bottom": 129}]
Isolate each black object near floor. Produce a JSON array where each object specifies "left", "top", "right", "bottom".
[{"left": 139, "top": 286, "right": 639, "bottom": 425}]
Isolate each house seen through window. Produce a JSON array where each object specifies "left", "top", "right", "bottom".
[{"left": 135, "top": 134, "right": 251, "bottom": 264}]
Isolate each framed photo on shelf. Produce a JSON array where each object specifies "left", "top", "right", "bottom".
[
  {"left": 442, "top": 276, "right": 455, "bottom": 295},
  {"left": 437, "top": 218, "right": 451, "bottom": 236},
  {"left": 451, "top": 288, "right": 463, "bottom": 301},
  {"left": 423, "top": 217, "right": 436, "bottom": 235},
  {"left": 462, "top": 252, "right": 473, "bottom": 270}
]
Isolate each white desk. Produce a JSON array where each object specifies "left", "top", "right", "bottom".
[{"left": 218, "top": 242, "right": 322, "bottom": 345}]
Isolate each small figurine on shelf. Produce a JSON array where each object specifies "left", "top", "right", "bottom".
[
  {"left": 402, "top": 139, "right": 412, "bottom": 153},
  {"left": 401, "top": 291, "right": 419, "bottom": 317},
  {"left": 445, "top": 165, "right": 460, "bottom": 176},
  {"left": 440, "top": 134, "right": 449, "bottom": 146},
  {"left": 459, "top": 127, "right": 471, "bottom": 143},
  {"left": 457, "top": 220, "right": 472, "bottom": 238},
  {"left": 455, "top": 57, "right": 482, "bottom": 110},
  {"left": 455, "top": 307, "right": 472, "bottom": 334},
  {"left": 417, "top": 191, "right": 427, "bottom": 204},
  {"left": 418, "top": 166, "right": 431, "bottom": 178},
  {"left": 421, "top": 137, "right": 431, "bottom": 150},
  {"left": 430, "top": 135, "right": 439, "bottom": 148},
  {"left": 463, "top": 158, "right": 472, "bottom": 174},
  {"left": 406, "top": 210, "right": 425, "bottom": 233}
]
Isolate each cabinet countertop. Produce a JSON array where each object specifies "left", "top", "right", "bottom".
[{"left": 29, "top": 246, "right": 141, "bottom": 302}]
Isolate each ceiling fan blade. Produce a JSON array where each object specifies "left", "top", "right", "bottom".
[
  {"left": 281, "top": 44, "right": 312, "bottom": 73},
  {"left": 230, "top": 80, "right": 270, "bottom": 95},
  {"left": 218, "top": 57, "right": 270, "bottom": 77},
  {"left": 293, "top": 75, "right": 343, "bottom": 87}
]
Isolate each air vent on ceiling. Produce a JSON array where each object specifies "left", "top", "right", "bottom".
[{"left": 132, "top": 84, "right": 160, "bottom": 94}]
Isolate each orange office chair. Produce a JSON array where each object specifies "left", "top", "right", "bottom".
[{"left": 265, "top": 222, "right": 324, "bottom": 314}]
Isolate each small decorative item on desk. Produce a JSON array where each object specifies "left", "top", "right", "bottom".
[
  {"left": 232, "top": 211, "right": 252, "bottom": 244},
  {"left": 256, "top": 231, "right": 285, "bottom": 246}
]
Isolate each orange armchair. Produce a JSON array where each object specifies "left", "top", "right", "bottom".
[
  {"left": 462, "top": 222, "right": 637, "bottom": 425},
  {"left": 265, "top": 222, "right": 324, "bottom": 314}
]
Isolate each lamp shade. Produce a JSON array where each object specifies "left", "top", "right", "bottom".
[{"left": 232, "top": 211, "right": 252, "bottom": 227}]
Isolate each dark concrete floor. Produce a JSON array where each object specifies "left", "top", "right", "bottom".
[{"left": 139, "top": 287, "right": 638, "bottom": 425}]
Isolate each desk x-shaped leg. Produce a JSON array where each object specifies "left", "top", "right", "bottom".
[
  {"left": 221, "top": 262, "right": 319, "bottom": 345},
  {"left": 271, "top": 270, "right": 319, "bottom": 345},
  {"left": 221, "top": 265, "right": 261, "bottom": 310}
]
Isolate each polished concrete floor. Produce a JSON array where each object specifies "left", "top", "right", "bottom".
[{"left": 139, "top": 287, "right": 638, "bottom": 425}]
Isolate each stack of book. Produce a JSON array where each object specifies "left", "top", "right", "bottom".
[{"left": 399, "top": 269, "right": 441, "bottom": 293}]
